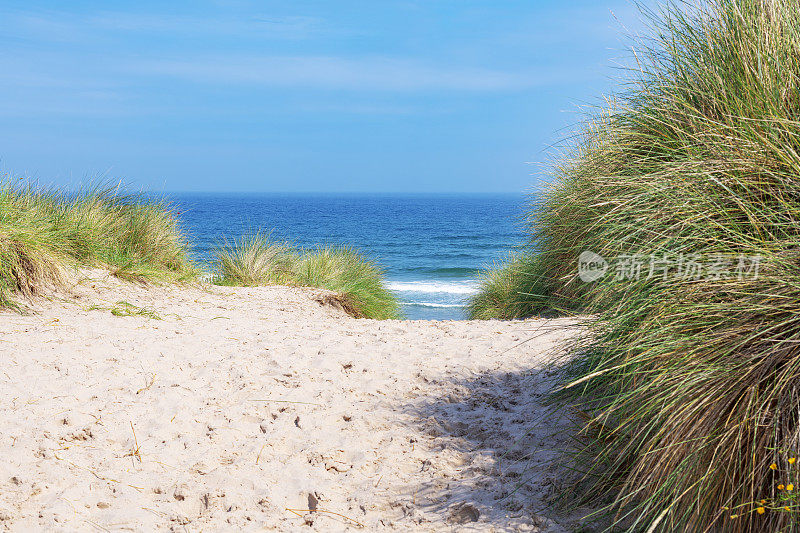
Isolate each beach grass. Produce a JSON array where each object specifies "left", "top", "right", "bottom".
[
  {"left": 0, "top": 180, "right": 195, "bottom": 308},
  {"left": 213, "top": 231, "right": 298, "bottom": 286},
  {"left": 476, "top": 0, "right": 800, "bottom": 530},
  {"left": 467, "top": 253, "right": 549, "bottom": 319},
  {"left": 0, "top": 180, "right": 399, "bottom": 320},
  {"left": 295, "top": 245, "right": 401, "bottom": 320},
  {"left": 213, "top": 235, "right": 401, "bottom": 320}
]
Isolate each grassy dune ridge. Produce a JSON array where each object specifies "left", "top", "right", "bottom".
[
  {"left": 474, "top": 0, "right": 800, "bottom": 530},
  {"left": 213, "top": 232, "right": 401, "bottom": 319},
  {"left": 0, "top": 182, "right": 195, "bottom": 308},
  {"left": 0, "top": 183, "right": 399, "bottom": 319}
]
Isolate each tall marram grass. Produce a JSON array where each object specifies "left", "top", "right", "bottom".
[
  {"left": 0, "top": 180, "right": 399, "bottom": 320},
  {"left": 214, "top": 234, "right": 400, "bottom": 320},
  {"left": 0, "top": 181, "right": 194, "bottom": 308},
  {"left": 294, "top": 245, "right": 401, "bottom": 319},
  {"left": 214, "top": 231, "right": 298, "bottom": 286},
  {"left": 478, "top": 0, "right": 800, "bottom": 531},
  {"left": 468, "top": 253, "right": 549, "bottom": 319}
]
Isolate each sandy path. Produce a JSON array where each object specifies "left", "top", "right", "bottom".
[{"left": 0, "top": 271, "right": 585, "bottom": 532}]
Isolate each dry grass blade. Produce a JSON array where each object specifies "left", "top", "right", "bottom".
[
  {"left": 124, "top": 421, "right": 142, "bottom": 464},
  {"left": 285, "top": 507, "right": 365, "bottom": 528}
]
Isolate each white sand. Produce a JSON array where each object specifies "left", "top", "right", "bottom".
[{"left": 0, "top": 271, "right": 587, "bottom": 532}]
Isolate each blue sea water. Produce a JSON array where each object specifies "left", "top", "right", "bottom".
[{"left": 169, "top": 193, "right": 526, "bottom": 320}]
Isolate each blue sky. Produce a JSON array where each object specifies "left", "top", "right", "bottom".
[{"left": 0, "top": 1, "right": 648, "bottom": 193}]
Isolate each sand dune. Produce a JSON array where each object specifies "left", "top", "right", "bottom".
[{"left": 0, "top": 271, "right": 587, "bottom": 531}]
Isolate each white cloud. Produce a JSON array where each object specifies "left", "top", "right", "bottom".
[
  {"left": 0, "top": 8, "right": 324, "bottom": 43},
  {"left": 86, "top": 12, "right": 322, "bottom": 39},
  {"left": 126, "top": 55, "right": 575, "bottom": 92}
]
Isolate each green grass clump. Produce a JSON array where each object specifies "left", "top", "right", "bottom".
[
  {"left": 110, "top": 301, "right": 162, "bottom": 320},
  {"left": 213, "top": 231, "right": 298, "bottom": 286},
  {"left": 468, "top": 254, "right": 550, "bottom": 319},
  {"left": 213, "top": 235, "right": 400, "bottom": 320},
  {"left": 0, "top": 181, "right": 194, "bottom": 308},
  {"left": 295, "top": 246, "right": 401, "bottom": 320},
  {"left": 490, "top": 0, "right": 800, "bottom": 530}
]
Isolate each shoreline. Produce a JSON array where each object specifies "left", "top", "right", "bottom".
[{"left": 0, "top": 271, "right": 589, "bottom": 531}]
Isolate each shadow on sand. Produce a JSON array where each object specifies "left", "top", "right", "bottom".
[{"left": 400, "top": 361, "right": 604, "bottom": 532}]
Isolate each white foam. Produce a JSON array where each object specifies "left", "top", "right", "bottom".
[
  {"left": 404, "top": 302, "right": 464, "bottom": 308},
  {"left": 388, "top": 280, "right": 479, "bottom": 295}
]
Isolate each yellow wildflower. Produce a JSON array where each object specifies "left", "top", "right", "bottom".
[
  {"left": 761, "top": 500, "right": 767, "bottom": 504},
  {"left": 772, "top": 463, "right": 778, "bottom": 470},
  {"left": 788, "top": 484, "right": 794, "bottom": 492},
  {"left": 757, "top": 507, "right": 765, "bottom": 514},
  {"left": 786, "top": 506, "right": 791, "bottom": 512},
  {"left": 779, "top": 484, "right": 785, "bottom": 490},
  {"left": 790, "top": 458, "right": 797, "bottom": 465}
]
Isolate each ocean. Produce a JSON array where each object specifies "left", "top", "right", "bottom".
[{"left": 170, "top": 193, "right": 527, "bottom": 320}]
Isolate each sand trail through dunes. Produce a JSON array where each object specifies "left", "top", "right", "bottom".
[{"left": 0, "top": 272, "right": 590, "bottom": 531}]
